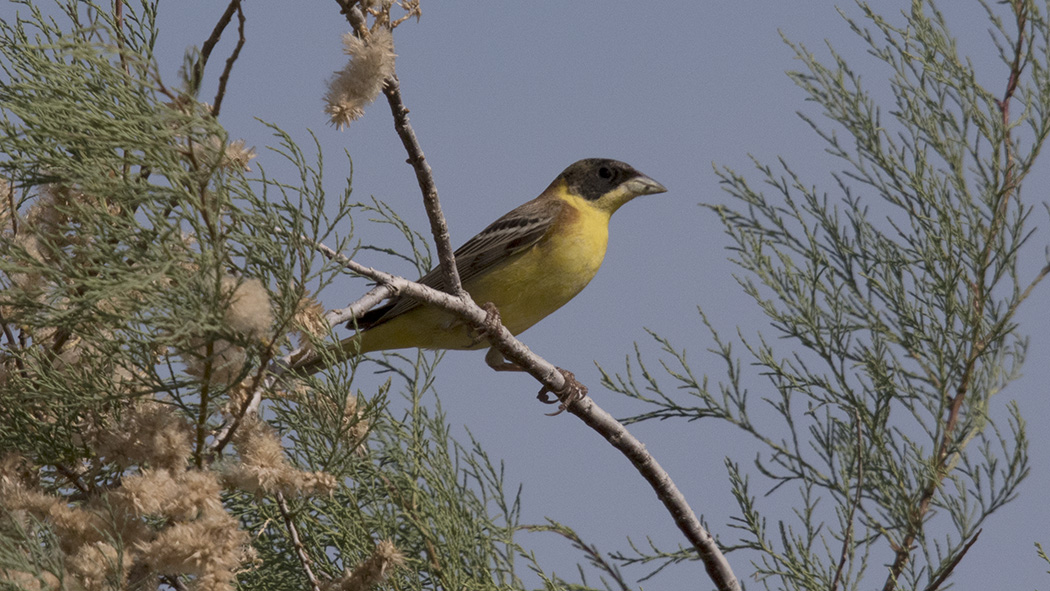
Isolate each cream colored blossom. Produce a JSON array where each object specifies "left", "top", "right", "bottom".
[
  {"left": 190, "top": 135, "right": 257, "bottom": 172},
  {"left": 114, "top": 469, "right": 224, "bottom": 521},
  {"left": 224, "top": 138, "right": 257, "bottom": 171},
  {"left": 92, "top": 401, "right": 193, "bottom": 472},
  {"left": 293, "top": 292, "right": 329, "bottom": 342},
  {"left": 136, "top": 507, "right": 249, "bottom": 591},
  {"left": 223, "top": 276, "right": 272, "bottom": 341},
  {"left": 2, "top": 454, "right": 249, "bottom": 590},
  {"left": 221, "top": 417, "right": 336, "bottom": 496},
  {"left": 326, "top": 540, "right": 405, "bottom": 591},
  {"left": 68, "top": 541, "right": 128, "bottom": 591},
  {"left": 0, "top": 569, "right": 61, "bottom": 591},
  {"left": 181, "top": 337, "right": 248, "bottom": 386},
  {"left": 324, "top": 27, "right": 396, "bottom": 129}
]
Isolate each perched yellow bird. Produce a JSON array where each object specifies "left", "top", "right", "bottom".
[{"left": 301, "top": 158, "right": 666, "bottom": 372}]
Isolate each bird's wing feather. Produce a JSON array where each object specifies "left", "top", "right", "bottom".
[{"left": 356, "top": 196, "right": 563, "bottom": 328}]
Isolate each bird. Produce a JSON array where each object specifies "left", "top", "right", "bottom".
[{"left": 297, "top": 158, "right": 666, "bottom": 373}]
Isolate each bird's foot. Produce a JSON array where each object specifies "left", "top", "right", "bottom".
[
  {"left": 470, "top": 302, "right": 504, "bottom": 347},
  {"left": 537, "top": 368, "right": 588, "bottom": 415}
]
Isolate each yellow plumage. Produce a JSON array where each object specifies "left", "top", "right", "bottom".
[{"left": 298, "top": 158, "right": 666, "bottom": 372}]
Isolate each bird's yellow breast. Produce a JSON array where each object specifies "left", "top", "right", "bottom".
[
  {"left": 467, "top": 193, "right": 610, "bottom": 335},
  {"left": 356, "top": 193, "right": 610, "bottom": 352}
]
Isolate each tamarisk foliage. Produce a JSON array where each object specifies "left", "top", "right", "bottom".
[
  {"left": 603, "top": 2, "right": 1050, "bottom": 590},
  {"left": 0, "top": 2, "right": 532, "bottom": 590}
]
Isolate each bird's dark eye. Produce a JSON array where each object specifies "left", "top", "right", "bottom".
[{"left": 598, "top": 166, "right": 613, "bottom": 180}]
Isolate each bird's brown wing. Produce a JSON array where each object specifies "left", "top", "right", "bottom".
[{"left": 355, "top": 196, "right": 564, "bottom": 329}]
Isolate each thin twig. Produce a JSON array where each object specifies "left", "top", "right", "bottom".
[
  {"left": 276, "top": 491, "right": 322, "bottom": 591},
  {"left": 922, "top": 530, "right": 982, "bottom": 591},
  {"left": 327, "top": 283, "right": 397, "bottom": 327},
  {"left": 522, "top": 521, "right": 632, "bottom": 591},
  {"left": 3, "top": 176, "right": 15, "bottom": 236},
  {"left": 208, "top": 379, "right": 258, "bottom": 457},
  {"left": 113, "top": 0, "right": 129, "bottom": 76},
  {"left": 54, "top": 463, "right": 90, "bottom": 497},
  {"left": 380, "top": 74, "right": 465, "bottom": 296},
  {"left": 211, "top": 2, "right": 246, "bottom": 117},
  {"left": 195, "top": 340, "right": 216, "bottom": 469},
  {"left": 160, "top": 575, "right": 188, "bottom": 591},
  {"left": 195, "top": 0, "right": 242, "bottom": 92},
  {"left": 831, "top": 413, "right": 864, "bottom": 591},
  {"left": 0, "top": 307, "right": 24, "bottom": 374}
]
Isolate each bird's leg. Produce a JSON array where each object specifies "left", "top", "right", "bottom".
[
  {"left": 537, "top": 368, "right": 588, "bottom": 415},
  {"left": 469, "top": 302, "right": 498, "bottom": 346},
  {"left": 478, "top": 304, "right": 529, "bottom": 371},
  {"left": 479, "top": 301, "right": 503, "bottom": 335},
  {"left": 474, "top": 302, "right": 518, "bottom": 361}
]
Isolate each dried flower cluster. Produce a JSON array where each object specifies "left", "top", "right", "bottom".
[
  {"left": 222, "top": 138, "right": 257, "bottom": 171},
  {"left": 221, "top": 417, "right": 337, "bottom": 497},
  {"left": 180, "top": 336, "right": 249, "bottom": 386},
  {"left": 179, "top": 276, "right": 273, "bottom": 386},
  {"left": 1, "top": 402, "right": 253, "bottom": 591},
  {"left": 292, "top": 292, "right": 330, "bottom": 353},
  {"left": 3, "top": 391, "right": 348, "bottom": 590},
  {"left": 325, "top": 539, "right": 406, "bottom": 591},
  {"left": 1, "top": 184, "right": 72, "bottom": 298},
  {"left": 223, "top": 277, "right": 273, "bottom": 342},
  {"left": 90, "top": 400, "right": 194, "bottom": 472},
  {"left": 324, "top": 27, "right": 397, "bottom": 129},
  {"left": 190, "top": 135, "right": 258, "bottom": 172}
]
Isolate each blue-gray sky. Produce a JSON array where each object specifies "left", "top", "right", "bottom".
[{"left": 124, "top": 1, "right": 1050, "bottom": 588}]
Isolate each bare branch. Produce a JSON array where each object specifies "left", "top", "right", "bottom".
[
  {"left": 328, "top": 284, "right": 397, "bottom": 327},
  {"left": 566, "top": 398, "right": 740, "bottom": 591},
  {"left": 276, "top": 491, "right": 322, "bottom": 591},
  {"left": 380, "top": 74, "right": 465, "bottom": 296},
  {"left": 195, "top": 0, "right": 243, "bottom": 93},
  {"left": 285, "top": 239, "right": 553, "bottom": 381},
  {"left": 0, "top": 307, "right": 23, "bottom": 374},
  {"left": 211, "top": 1, "right": 246, "bottom": 117},
  {"left": 922, "top": 530, "right": 981, "bottom": 591},
  {"left": 831, "top": 413, "right": 864, "bottom": 591}
]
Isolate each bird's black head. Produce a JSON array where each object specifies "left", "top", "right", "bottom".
[{"left": 557, "top": 158, "right": 644, "bottom": 201}]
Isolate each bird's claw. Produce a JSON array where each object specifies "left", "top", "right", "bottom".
[
  {"left": 537, "top": 368, "right": 588, "bottom": 415},
  {"left": 470, "top": 302, "right": 503, "bottom": 347}
]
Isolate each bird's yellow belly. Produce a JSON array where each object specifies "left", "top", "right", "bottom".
[
  {"left": 468, "top": 220, "right": 608, "bottom": 336},
  {"left": 357, "top": 203, "right": 610, "bottom": 352}
]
